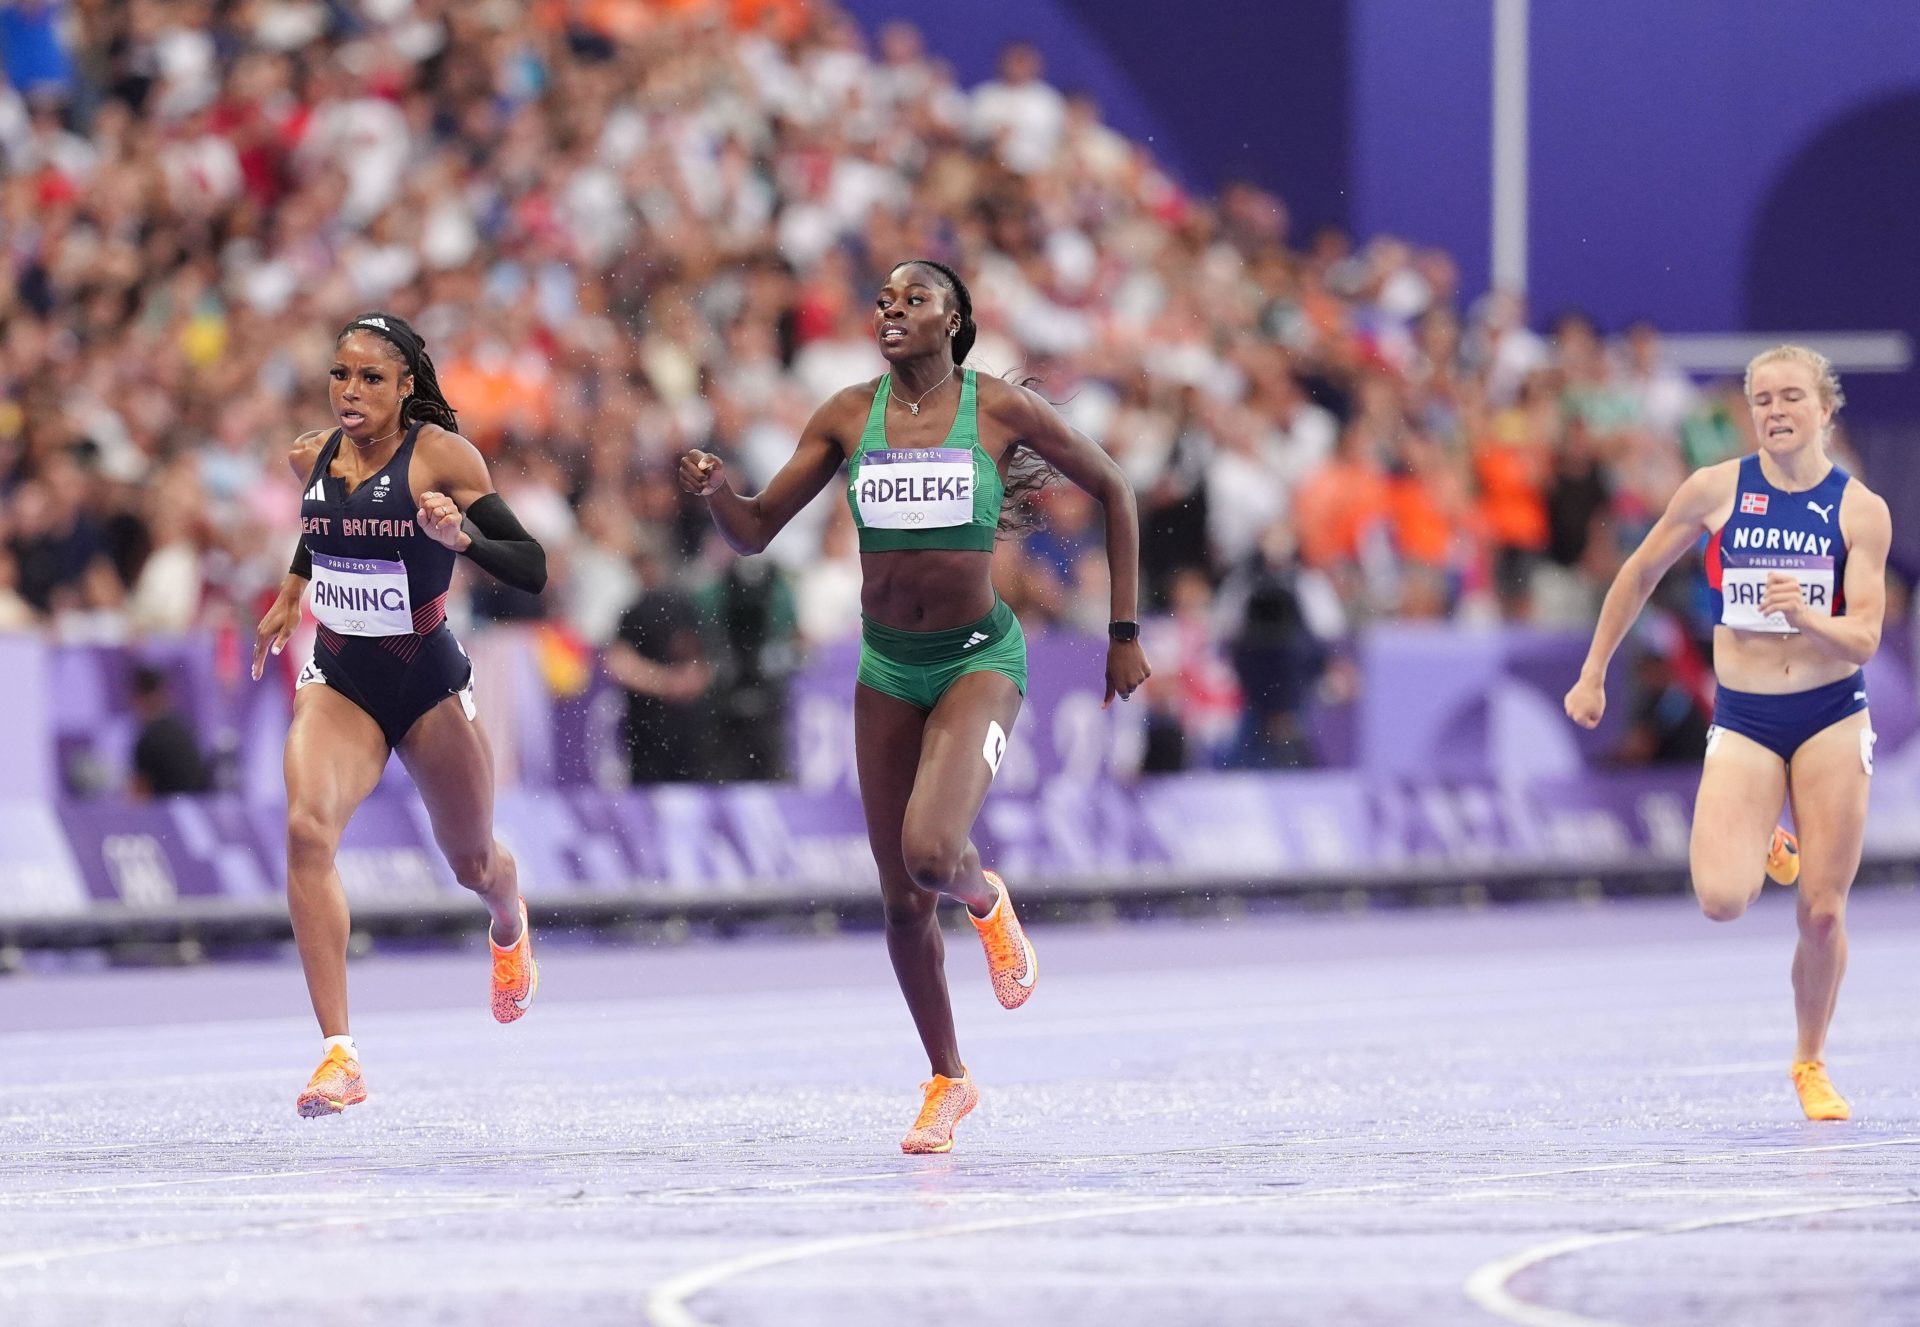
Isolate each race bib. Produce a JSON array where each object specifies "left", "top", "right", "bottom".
[
  {"left": 855, "top": 448, "right": 974, "bottom": 530},
  {"left": 309, "top": 552, "right": 414, "bottom": 636},
  {"left": 1720, "top": 560, "right": 1834, "bottom": 635}
]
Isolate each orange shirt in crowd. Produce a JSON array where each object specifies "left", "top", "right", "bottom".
[
  {"left": 1387, "top": 474, "right": 1454, "bottom": 567},
  {"left": 1473, "top": 408, "right": 1550, "bottom": 551},
  {"left": 533, "top": 0, "right": 807, "bottom": 39},
  {"left": 1294, "top": 459, "right": 1390, "bottom": 569},
  {"left": 438, "top": 352, "right": 553, "bottom": 454}
]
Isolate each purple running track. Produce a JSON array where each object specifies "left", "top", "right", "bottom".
[{"left": 1, "top": 890, "right": 1918, "bottom": 1326}]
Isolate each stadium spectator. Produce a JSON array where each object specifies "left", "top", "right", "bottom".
[
  {"left": 699, "top": 557, "right": 798, "bottom": 782},
  {"left": 606, "top": 534, "right": 714, "bottom": 786},
  {"left": 0, "top": 0, "right": 1810, "bottom": 770},
  {"left": 128, "top": 663, "right": 213, "bottom": 797}
]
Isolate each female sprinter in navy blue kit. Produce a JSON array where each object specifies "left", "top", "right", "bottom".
[
  {"left": 679, "top": 261, "right": 1150, "bottom": 1152},
  {"left": 1566, "top": 345, "right": 1891, "bottom": 1120},
  {"left": 253, "top": 314, "right": 548, "bottom": 1117}
]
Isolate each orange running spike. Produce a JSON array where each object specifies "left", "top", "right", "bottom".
[
  {"left": 1790, "top": 1061, "right": 1851, "bottom": 1121},
  {"left": 970, "top": 870, "right": 1037, "bottom": 1010},
  {"left": 296, "top": 1045, "right": 367, "bottom": 1118},
  {"left": 490, "top": 897, "right": 538, "bottom": 1024},
  {"left": 901, "top": 1072, "right": 980, "bottom": 1154},
  {"left": 1766, "top": 826, "right": 1800, "bottom": 887}
]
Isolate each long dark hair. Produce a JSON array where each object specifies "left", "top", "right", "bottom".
[
  {"left": 900, "top": 259, "right": 1054, "bottom": 537},
  {"left": 337, "top": 313, "right": 458, "bottom": 432}
]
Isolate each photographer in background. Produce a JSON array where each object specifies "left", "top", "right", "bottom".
[{"left": 128, "top": 665, "right": 212, "bottom": 799}]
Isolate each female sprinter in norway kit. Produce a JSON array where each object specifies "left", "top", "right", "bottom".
[
  {"left": 252, "top": 314, "right": 549, "bottom": 1117},
  {"left": 1565, "top": 345, "right": 1890, "bottom": 1121},
  {"left": 680, "top": 261, "right": 1151, "bottom": 1152}
]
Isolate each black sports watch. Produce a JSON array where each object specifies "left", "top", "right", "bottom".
[{"left": 1107, "top": 620, "right": 1140, "bottom": 643}]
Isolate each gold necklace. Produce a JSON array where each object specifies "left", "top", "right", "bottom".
[
  {"left": 892, "top": 366, "right": 955, "bottom": 416},
  {"left": 350, "top": 424, "right": 402, "bottom": 448}
]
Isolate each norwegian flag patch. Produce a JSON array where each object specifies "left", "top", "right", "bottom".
[{"left": 1740, "top": 492, "right": 1770, "bottom": 515}]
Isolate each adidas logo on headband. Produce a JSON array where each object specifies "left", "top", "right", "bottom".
[{"left": 358, "top": 317, "right": 390, "bottom": 331}]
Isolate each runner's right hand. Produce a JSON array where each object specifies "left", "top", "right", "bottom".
[
  {"left": 1563, "top": 672, "right": 1606, "bottom": 729},
  {"left": 678, "top": 451, "right": 725, "bottom": 497},
  {"left": 252, "top": 589, "right": 301, "bottom": 681}
]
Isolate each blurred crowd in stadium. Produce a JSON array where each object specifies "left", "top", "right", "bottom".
[{"left": 0, "top": 0, "right": 1884, "bottom": 777}]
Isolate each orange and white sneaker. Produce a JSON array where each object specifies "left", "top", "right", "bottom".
[
  {"left": 1766, "top": 826, "right": 1801, "bottom": 887},
  {"left": 970, "top": 870, "right": 1036, "bottom": 1010},
  {"left": 1790, "top": 1060, "right": 1851, "bottom": 1121},
  {"left": 296, "top": 1045, "right": 367, "bottom": 1118},
  {"left": 901, "top": 1072, "right": 980, "bottom": 1154},
  {"left": 490, "top": 897, "right": 537, "bottom": 1024}
]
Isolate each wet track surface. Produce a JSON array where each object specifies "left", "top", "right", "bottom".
[{"left": 2, "top": 890, "right": 1918, "bottom": 1326}]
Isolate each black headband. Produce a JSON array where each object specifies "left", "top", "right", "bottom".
[{"left": 343, "top": 316, "right": 422, "bottom": 372}]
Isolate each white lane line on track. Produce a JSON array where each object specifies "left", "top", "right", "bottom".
[
  {"left": 642, "top": 1136, "right": 1920, "bottom": 1327},
  {"left": 0, "top": 1137, "right": 1295, "bottom": 1206},
  {"left": 0, "top": 1201, "right": 507, "bottom": 1275},
  {"left": 0, "top": 1142, "right": 1330, "bottom": 1282},
  {"left": 0, "top": 934, "right": 1876, "bottom": 1055},
  {"left": 1649, "top": 1053, "right": 1867, "bottom": 1079},
  {"left": 1462, "top": 1193, "right": 1920, "bottom": 1327},
  {"left": 7, "top": 985, "right": 1891, "bottom": 1100},
  {"left": 0, "top": 1142, "right": 846, "bottom": 1204}
]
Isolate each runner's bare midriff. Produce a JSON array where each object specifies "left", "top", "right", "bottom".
[
  {"left": 1714, "top": 625, "right": 1859, "bottom": 695},
  {"left": 861, "top": 548, "right": 996, "bottom": 630}
]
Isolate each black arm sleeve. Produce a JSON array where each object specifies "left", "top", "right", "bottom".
[
  {"left": 458, "top": 492, "right": 548, "bottom": 594},
  {"left": 289, "top": 537, "right": 311, "bottom": 579}
]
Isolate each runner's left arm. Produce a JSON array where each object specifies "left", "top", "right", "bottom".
[
  {"left": 988, "top": 381, "right": 1151, "bottom": 706},
  {"left": 416, "top": 428, "right": 548, "bottom": 594},
  {"left": 1765, "top": 485, "right": 1891, "bottom": 666}
]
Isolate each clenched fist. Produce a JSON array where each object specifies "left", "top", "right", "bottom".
[
  {"left": 1563, "top": 670, "right": 1606, "bottom": 729},
  {"left": 678, "top": 451, "right": 726, "bottom": 497},
  {"left": 417, "top": 490, "right": 470, "bottom": 551}
]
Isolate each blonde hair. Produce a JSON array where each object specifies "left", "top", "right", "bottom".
[{"left": 1744, "top": 344, "right": 1845, "bottom": 414}]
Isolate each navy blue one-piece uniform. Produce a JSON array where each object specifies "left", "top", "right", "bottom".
[{"left": 296, "top": 424, "right": 473, "bottom": 748}]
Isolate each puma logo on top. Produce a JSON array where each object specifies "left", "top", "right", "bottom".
[{"left": 1807, "top": 499, "right": 1834, "bottom": 523}]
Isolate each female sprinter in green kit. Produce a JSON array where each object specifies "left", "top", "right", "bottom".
[{"left": 679, "top": 260, "right": 1150, "bottom": 1153}]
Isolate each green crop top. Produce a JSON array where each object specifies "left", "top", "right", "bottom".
[{"left": 846, "top": 370, "right": 1003, "bottom": 553}]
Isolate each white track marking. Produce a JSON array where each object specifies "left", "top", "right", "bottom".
[
  {"left": 1463, "top": 1194, "right": 1920, "bottom": 1327},
  {"left": 1650, "top": 1054, "right": 1866, "bottom": 1079},
  {"left": 0, "top": 1137, "right": 1297, "bottom": 1207},
  {"left": 0, "top": 1200, "right": 515, "bottom": 1275},
  {"left": 644, "top": 1136, "right": 1920, "bottom": 1327},
  {"left": 646, "top": 1197, "right": 1241, "bottom": 1327},
  {"left": 0, "top": 929, "right": 1852, "bottom": 1054},
  {"left": 0, "top": 1068, "right": 286, "bottom": 1096}
]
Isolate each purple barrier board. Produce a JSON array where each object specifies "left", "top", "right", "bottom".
[
  {"left": 10, "top": 626, "right": 1920, "bottom": 920},
  {"left": 16, "top": 752, "right": 1920, "bottom": 916},
  {"left": 0, "top": 802, "right": 89, "bottom": 918},
  {"left": 58, "top": 796, "right": 276, "bottom": 907}
]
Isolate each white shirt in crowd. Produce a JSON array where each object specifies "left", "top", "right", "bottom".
[{"left": 971, "top": 77, "right": 1066, "bottom": 174}]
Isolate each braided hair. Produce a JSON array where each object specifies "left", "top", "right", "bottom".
[
  {"left": 901, "top": 259, "right": 976, "bottom": 364},
  {"left": 898, "top": 260, "right": 1054, "bottom": 537},
  {"left": 337, "top": 313, "right": 458, "bottom": 432}
]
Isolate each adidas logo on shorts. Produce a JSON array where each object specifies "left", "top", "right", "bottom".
[{"left": 962, "top": 631, "right": 990, "bottom": 649}]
